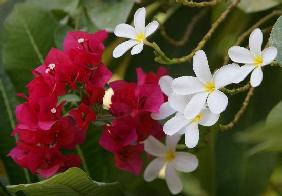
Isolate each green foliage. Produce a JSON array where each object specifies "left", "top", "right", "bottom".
[
  {"left": 238, "top": 0, "right": 281, "bottom": 13},
  {"left": 82, "top": 0, "right": 134, "bottom": 32},
  {"left": 7, "top": 167, "right": 124, "bottom": 196},
  {"left": 2, "top": 3, "right": 58, "bottom": 92},
  {"left": 270, "top": 16, "right": 282, "bottom": 65}
]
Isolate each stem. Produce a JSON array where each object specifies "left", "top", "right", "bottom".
[
  {"left": 76, "top": 145, "right": 89, "bottom": 175},
  {"left": 176, "top": 0, "right": 221, "bottom": 7},
  {"left": 160, "top": 10, "right": 207, "bottom": 47},
  {"left": 220, "top": 87, "right": 254, "bottom": 131},
  {"left": 221, "top": 83, "right": 251, "bottom": 95},
  {"left": 150, "top": 0, "right": 241, "bottom": 64}
]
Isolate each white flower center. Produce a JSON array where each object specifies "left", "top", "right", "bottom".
[
  {"left": 78, "top": 38, "right": 85, "bottom": 44},
  {"left": 204, "top": 81, "right": 215, "bottom": 93},
  {"left": 51, "top": 108, "right": 56, "bottom": 114},
  {"left": 48, "top": 63, "right": 55, "bottom": 70},
  {"left": 135, "top": 32, "right": 145, "bottom": 43},
  {"left": 254, "top": 55, "right": 263, "bottom": 67},
  {"left": 165, "top": 150, "right": 175, "bottom": 162},
  {"left": 45, "top": 68, "right": 50, "bottom": 74}
]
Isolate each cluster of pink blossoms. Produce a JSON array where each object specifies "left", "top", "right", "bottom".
[
  {"left": 8, "top": 29, "right": 168, "bottom": 178},
  {"left": 8, "top": 30, "right": 112, "bottom": 178},
  {"left": 99, "top": 68, "right": 166, "bottom": 175}
]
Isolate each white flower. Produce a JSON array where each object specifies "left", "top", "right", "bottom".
[
  {"left": 163, "top": 109, "right": 219, "bottom": 148},
  {"left": 151, "top": 75, "right": 190, "bottom": 120},
  {"left": 172, "top": 50, "right": 239, "bottom": 118},
  {"left": 228, "top": 28, "right": 278, "bottom": 87},
  {"left": 144, "top": 135, "right": 198, "bottom": 195},
  {"left": 113, "top": 7, "right": 159, "bottom": 58}
]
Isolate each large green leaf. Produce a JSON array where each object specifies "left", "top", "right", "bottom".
[
  {"left": 238, "top": 0, "right": 280, "bottom": 13},
  {"left": 270, "top": 16, "right": 282, "bottom": 65},
  {"left": 2, "top": 3, "right": 58, "bottom": 92},
  {"left": 7, "top": 167, "right": 124, "bottom": 196},
  {"left": 82, "top": 0, "right": 134, "bottom": 32},
  {"left": 27, "top": 0, "right": 79, "bottom": 14},
  {"left": 0, "top": 64, "right": 27, "bottom": 185}
]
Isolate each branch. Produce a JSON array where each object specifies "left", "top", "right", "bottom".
[
  {"left": 220, "top": 87, "right": 254, "bottom": 131},
  {"left": 176, "top": 0, "right": 221, "bottom": 7}
]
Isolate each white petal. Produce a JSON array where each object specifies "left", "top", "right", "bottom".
[
  {"left": 144, "top": 136, "right": 166, "bottom": 157},
  {"left": 193, "top": 50, "right": 212, "bottom": 83},
  {"left": 163, "top": 113, "right": 188, "bottom": 136},
  {"left": 145, "top": 20, "right": 159, "bottom": 37},
  {"left": 166, "top": 134, "right": 182, "bottom": 151},
  {"left": 172, "top": 76, "right": 204, "bottom": 95},
  {"left": 159, "top": 76, "right": 173, "bottom": 96},
  {"left": 114, "top": 24, "right": 136, "bottom": 39},
  {"left": 199, "top": 108, "right": 220, "bottom": 126},
  {"left": 185, "top": 123, "right": 199, "bottom": 148},
  {"left": 144, "top": 158, "right": 165, "bottom": 182},
  {"left": 168, "top": 94, "right": 191, "bottom": 113},
  {"left": 131, "top": 43, "right": 144, "bottom": 55},
  {"left": 228, "top": 46, "right": 254, "bottom": 64},
  {"left": 113, "top": 40, "right": 137, "bottom": 58},
  {"left": 250, "top": 67, "right": 263, "bottom": 87},
  {"left": 134, "top": 7, "right": 146, "bottom": 32},
  {"left": 249, "top": 28, "right": 263, "bottom": 55},
  {"left": 184, "top": 92, "right": 208, "bottom": 119},
  {"left": 165, "top": 163, "right": 183, "bottom": 195},
  {"left": 174, "top": 152, "right": 198, "bottom": 172},
  {"left": 207, "top": 90, "right": 228, "bottom": 114},
  {"left": 233, "top": 64, "right": 254, "bottom": 83},
  {"left": 213, "top": 64, "right": 240, "bottom": 88},
  {"left": 151, "top": 102, "right": 175, "bottom": 120},
  {"left": 262, "top": 47, "right": 277, "bottom": 66}
]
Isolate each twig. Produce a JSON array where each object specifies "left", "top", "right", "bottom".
[
  {"left": 221, "top": 83, "right": 251, "bottom": 95},
  {"left": 160, "top": 10, "right": 207, "bottom": 47},
  {"left": 176, "top": 0, "right": 221, "bottom": 7},
  {"left": 149, "top": 0, "right": 240, "bottom": 64},
  {"left": 220, "top": 87, "right": 254, "bottom": 131}
]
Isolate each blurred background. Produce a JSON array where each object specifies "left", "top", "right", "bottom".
[{"left": 0, "top": 0, "right": 282, "bottom": 195}]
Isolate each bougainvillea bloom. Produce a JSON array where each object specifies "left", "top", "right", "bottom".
[
  {"left": 113, "top": 7, "right": 159, "bottom": 58},
  {"left": 228, "top": 28, "right": 278, "bottom": 87}
]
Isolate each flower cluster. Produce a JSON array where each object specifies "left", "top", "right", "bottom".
[
  {"left": 99, "top": 67, "right": 167, "bottom": 175},
  {"left": 9, "top": 30, "right": 112, "bottom": 178}
]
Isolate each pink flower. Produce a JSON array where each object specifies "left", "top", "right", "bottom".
[{"left": 70, "top": 103, "right": 96, "bottom": 131}]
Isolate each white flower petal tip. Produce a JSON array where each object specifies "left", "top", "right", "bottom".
[
  {"left": 159, "top": 75, "right": 173, "bottom": 96},
  {"left": 151, "top": 102, "right": 175, "bottom": 120},
  {"left": 144, "top": 135, "right": 198, "bottom": 195},
  {"left": 112, "top": 7, "right": 159, "bottom": 58}
]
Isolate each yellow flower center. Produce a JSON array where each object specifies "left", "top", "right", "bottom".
[
  {"left": 204, "top": 81, "right": 215, "bottom": 93},
  {"left": 254, "top": 55, "right": 263, "bottom": 67},
  {"left": 165, "top": 150, "right": 175, "bottom": 162},
  {"left": 135, "top": 32, "right": 145, "bottom": 43},
  {"left": 192, "top": 113, "right": 202, "bottom": 123}
]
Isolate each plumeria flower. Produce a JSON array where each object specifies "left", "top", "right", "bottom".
[
  {"left": 151, "top": 75, "right": 190, "bottom": 120},
  {"left": 113, "top": 7, "right": 159, "bottom": 58},
  {"left": 164, "top": 108, "right": 219, "bottom": 148},
  {"left": 144, "top": 135, "right": 198, "bottom": 195},
  {"left": 172, "top": 50, "right": 239, "bottom": 118},
  {"left": 228, "top": 28, "right": 277, "bottom": 87}
]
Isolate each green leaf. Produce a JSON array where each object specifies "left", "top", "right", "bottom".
[
  {"left": 7, "top": 167, "right": 124, "bottom": 196},
  {"left": 2, "top": 3, "right": 58, "bottom": 92},
  {"left": 270, "top": 16, "right": 282, "bottom": 65},
  {"left": 83, "top": 0, "right": 134, "bottom": 32},
  {"left": 238, "top": 0, "right": 280, "bottom": 13},
  {"left": 26, "top": 0, "right": 79, "bottom": 14},
  {"left": 0, "top": 64, "right": 27, "bottom": 185}
]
